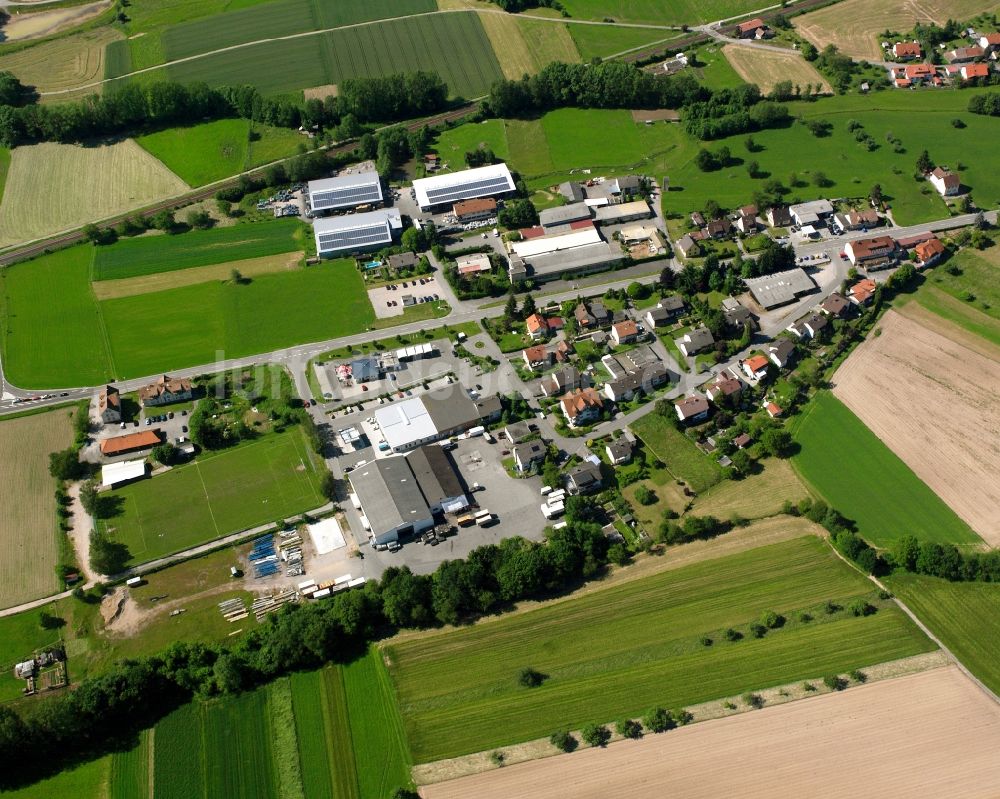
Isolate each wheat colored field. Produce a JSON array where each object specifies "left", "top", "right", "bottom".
[
  {"left": 0, "top": 27, "right": 121, "bottom": 96},
  {"left": 422, "top": 666, "right": 1000, "bottom": 799},
  {"left": 723, "top": 45, "right": 832, "bottom": 94},
  {"left": 795, "top": 0, "right": 1000, "bottom": 60},
  {"left": 0, "top": 409, "right": 75, "bottom": 609},
  {"left": 0, "top": 140, "right": 188, "bottom": 248},
  {"left": 0, "top": 1, "right": 111, "bottom": 42},
  {"left": 833, "top": 310, "right": 1000, "bottom": 545},
  {"left": 479, "top": 12, "right": 580, "bottom": 80}
]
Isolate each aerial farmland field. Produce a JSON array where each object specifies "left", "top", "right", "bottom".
[
  {"left": 722, "top": 45, "right": 832, "bottom": 95},
  {"left": 0, "top": 140, "right": 188, "bottom": 248},
  {"left": 554, "top": 0, "right": 766, "bottom": 25},
  {"left": 0, "top": 27, "right": 122, "bottom": 97},
  {"left": 790, "top": 391, "right": 980, "bottom": 549},
  {"left": 98, "top": 430, "right": 326, "bottom": 564},
  {"left": 630, "top": 411, "right": 723, "bottom": 493},
  {"left": 0, "top": 406, "right": 76, "bottom": 609},
  {"left": 385, "top": 536, "right": 934, "bottom": 762}
]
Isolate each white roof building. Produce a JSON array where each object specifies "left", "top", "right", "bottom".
[
  {"left": 510, "top": 226, "right": 603, "bottom": 258},
  {"left": 307, "top": 170, "right": 383, "bottom": 213},
  {"left": 101, "top": 459, "right": 147, "bottom": 488},
  {"left": 375, "top": 398, "right": 439, "bottom": 452},
  {"left": 412, "top": 163, "right": 516, "bottom": 210},
  {"left": 313, "top": 208, "right": 402, "bottom": 257}
]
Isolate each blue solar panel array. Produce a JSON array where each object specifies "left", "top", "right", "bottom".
[
  {"left": 317, "top": 222, "right": 392, "bottom": 254},
  {"left": 424, "top": 175, "right": 514, "bottom": 205},
  {"left": 311, "top": 181, "right": 382, "bottom": 211}
]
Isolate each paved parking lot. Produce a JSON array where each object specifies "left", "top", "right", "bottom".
[
  {"left": 368, "top": 276, "right": 445, "bottom": 319},
  {"left": 316, "top": 350, "right": 463, "bottom": 407}
]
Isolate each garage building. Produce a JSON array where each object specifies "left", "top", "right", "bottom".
[
  {"left": 412, "top": 163, "right": 516, "bottom": 211},
  {"left": 313, "top": 208, "right": 402, "bottom": 257},
  {"left": 307, "top": 170, "right": 383, "bottom": 214}
]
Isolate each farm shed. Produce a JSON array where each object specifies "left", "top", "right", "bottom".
[{"left": 99, "top": 430, "right": 162, "bottom": 457}]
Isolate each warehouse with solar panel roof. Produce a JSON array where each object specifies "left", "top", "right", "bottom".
[
  {"left": 412, "top": 162, "right": 516, "bottom": 212},
  {"left": 306, "top": 167, "right": 384, "bottom": 216},
  {"left": 313, "top": 208, "right": 403, "bottom": 257}
]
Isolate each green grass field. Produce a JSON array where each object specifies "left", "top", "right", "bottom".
[
  {"left": 568, "top": 24, "right": 676, "bottom": 60},
  {"left": 153, "top": 703, "right": 208, "bottom": 799},
  {"left": 292, "top": 668, "right": 359, "bottom": 799},
  {"left": 110, "top": 729, "right": 150, "bottom": 799},
  {"left": 691, "top": 45, "right": 747, "bottom": 90},
  {"left": 2, "top": 756, "right": 111, "bottom": 799},
  {"left": 630, "top": 412, "right": 723, "bottom": 493},
  {"left": 136, "top": 119, "right": 304, "bottom": 186},
  {"left": 165, "top": 11, "right": 503, "bottom": 99},
  {"left": 557, "top": 0, "right": 765, "bottom": 24},
  {"left": 0, "top": 246, "right": 113, "bottom": 387},
  {"left": 98, "top": 430, "right": 325, "bottom": 564},
  {"left": 887, "top": 572, "right": 1000, "bottom": 696},
  {"left": 0, "top": 147, "right": 10, "bottom": 203},
  {"left": 905, "top": 286, "right": 1000, "bottom": 348},
  {"left": 923, "top": 243, "right": 1000, "bottom": 324},
  {"left": 204, "top": 688, "right": 278, "bottom": 798},
  {"left": 386, "top": 536, "right": 934, "bottom": 762},
  {"left": 433, "top": 119, "right": 510, "bottom": 167},
  {"left": 791, "top": 392, "right": 980, "bottom": 548},
  {"left": 92, "top": 220, "right": 304, "bottom": 280}
]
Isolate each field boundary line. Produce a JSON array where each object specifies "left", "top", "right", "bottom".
[
  {"left": 824, "top": 538, "right": 1000, "bottom": 707},
  {"left": 193, "top": 462, "right": 221, "bottom": 538}
]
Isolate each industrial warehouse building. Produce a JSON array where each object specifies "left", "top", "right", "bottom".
[
  {"left": 412, "top": 163, "right": 516, "bottom": 211},
  {"left": 374, "top": 390, "right": 501, "bottom": 452},
  {"left": 349, "top": 445, "right": 469, "bottom": 546},
  {"left": 744, "top": 268, "right": 817, "bottom": 309},
  {"left": 313, "top": 208, "right": 402, "bottom": 257},
  {"left": 507, "top": 224, "right": 622, "bottom": 283},
  {"left": 307, "top": 169, "right": 383, "bottom": 214}
]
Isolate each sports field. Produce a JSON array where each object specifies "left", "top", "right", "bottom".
[
  {"left": 97, "top": 430, "right": 325, "bottom": 564},
  {"left": 0, "top": 27, "right": 122, "bottom": 96},
  {"left": 0, "top": 140, "right": 188, "bottom": 248},
  {"left": 790, "top": 391, "right": 980, "bottom": 549},
  {"left": 630, "top": 412, "right": 723, "bottom": 493},
  {"left": 887, "top": 572, "right": 1000, "bottom": 696},
  {"left": 92, "top": 219, "right": 304, "bottom": 280},
  {"left": 795, "top": 0, "right": 1000, "bottom": 60},
  {"left": 722, "top": 45, "right": 832, "bottom": 95},
  {"left": 0, "top": 407, "right": 75, "bottom": 608},
  {"left": 106, "top": 648, "right": 411, "bottom": 799},
  {"left": 165, "top": 12, "right": 504, "bottom": 99},
  {"left": 136, "top": 119, "right": 304, "bottom": 186},
  {"left": 385, "top": 536, "right": 934, "bottom": 762}
]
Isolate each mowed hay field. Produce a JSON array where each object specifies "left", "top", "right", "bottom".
[
  {"left": 422, "top": 666, "right": 1000, "bottom": 799},
  {"left": 165, "top": 12, "right": 504, "bottom": 99},
  {"left": 386, "top": 536, "right": 934, "bottom": 762},
  {"left": 0, "top": 27, "right": 122, "bottom": 96},
  {"left": 0, "top": 1, "right": 112, "bottom": 43},
  {"left": 722, "top": 45, "right": 832, "bottom": 95},
  {"left": 0, "top": 140, "right": 188, "bottom": 248},
  {"left": 833, "top": 310, "right": 1000, "bottom": 545},
  {"left": 98, "top": 430, "right": 325, "bottom": 565},
  {"left": 795, "top": 0, "right": 1000, "bottom": 60},
  {"left": 791, "top": 391, "right": 980, "bottom": 549},
  {"left": 479, "top": 13, "right": 580, "bottom": 80},
  {"left": 0, "top": 407, "right": 75, "bottom": 609},
  {"left": 555, "top": 0, "right": 766, "bottom": 25},
  {"left": 887, "top": 573, "right": 1000, "bottom": 696}
]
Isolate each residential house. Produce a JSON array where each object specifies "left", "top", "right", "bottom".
[
  {"left": 737, "top": 17, "right": 769, "bottom": 39},
  {"left": 733, "top": 433, "right": 752, "bottom": 449},
  {"left": 590, "top": 301, "right": 611, "bottom": 327},
  {"left": 835, "top": 208, "right": 880, "bottom": 231},
  {"left": 676, "top": 234, "right": 701, "bottom": 258},
  {"left": 962, "top": 63, "right": 991, "bottom": 80},
  {"left": 721, "top": 297, "right": 753, "bottom": 330},
  {"left": 387, "top": 252, "right": 419, "bottom": 271},
  {"left": 820, "top": 292, "right": 851, "bottom": 318},
  {"left": 739, "top": 203, "right": 758, "bottom": 218},
  {"left": 706, "top": 375, "right": 742, "bottom": 404},
  {"left": 847, "top": 278, "right": 878, "bottom": 306},
  {"left": 645, "top": 297, "right": 685, "bottom": 328},
  {"left": 768, "top": 338, "right": 796, "bottom": 369},
  {"left": 473, "top": 395, "right": 503, "bottom": 424},
  {"left": 603, "top": 372, "right": 643, "bottom": 403},
  {"left": 542, "top": 365, "right": 583, "bottom": 397},
  {"left": 845, "top": 236, "right": 896, "bottom": 269},
  {"left": 675, "top": 326, "right": 715, "bottom": 357},
  {"left": 766, "top": 206, "right": 793, "bottom": 227},
  {"left": 706, "top": 218, "right": 733, "bottom": 239},
  {"left": 741, "top": 354, "right": 770, "bottom": 381},
  {"left": 978, "top": 33, "right": 1000, "bottom": 50},
  {"left": 560, "top": 387, "right": 604, "bottom": 427},
  {"left": 892, "top": 41, "right": 922, "bottom": 59},
  {"left": 139, "top": 375, "right": 193, "bottom": 407},
  {"left": 611, "top": 309, "right": 630, "bottom": 326},
  {"left": 522, "top": 345, "right": 551, "bottom": 371},
  {"left": 611, "top": 320, "right": 639, "bottom": 346},
  {"left": 574, "top": 302, "right": 596, "bottom": 329},
  {"left": 735, "top": 211, "right": 758, "bottom": 235},
  {"left": 525, "top": 313, "right": 550, "bottom": 340},
  {"left": 690, "top": 211, "right": 706, "bottom": 227},
  {"left": 504, "top": 420, "right": 532, "bottom": 443},
  {"left": 513, "top": 440, "right": 546, "bottom": 473},
  {"left": 606, "top": 438, "right": 633, "bottom": 465},
  {"left": 789, "top": 199, "right": 834, "bottom": 228},
  {"left": 787, "top": 313, "right": 829, "bottom": 339},
  {"left": 554, "top": 339, "right": 574, "bottom": 362},
  {"left": 915, "top": 237, "right": 946, "bottom": 266},
  {"left": 765, "top": 402, "right": 783, "bottom": 418},
  {"left": 675, "top": 395, "right": 710, "bottom": 423},
  {"left": 453, "top": 197, "right": 497, "bottom": 223},
  {"left": 98, "top": 385, "right": 122, "bottom": 425},
  {"left": 567, "top": 460, "right": 604, "bottom": 495},
  {"left": 947, "top": 46, "right": 985, "bottom": 63}
]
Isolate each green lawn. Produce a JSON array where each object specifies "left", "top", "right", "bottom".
[
  {"left": 137, "top": 119, "right": 304, "bottom": 186},
  {"left": 97, "top": 430, "right": 326, "bottom": 564},
  {"left": 434, "top": 119, "right": 510, "bottom": 166},
  {"left": 791, "top": 391, "right": 980, "bottom": 549},
  {"left": 886, "top": 572, "right": 1000, "bottom": 697},
  {"left": 568, "top": 25, "right": 678, "bottom": 60},
  {"left": 385, "top": 535, "right": 934, "bottom": 762},
  {"left": 905, "top": 286, "right": 1000, "bottom": 349},
  {"left": 166, "top": 12, "right": 504, "bottom": 100},
  {"left": 92, "top": 220, "right": 304, "bottom": 280},
  {"left": 1, "top": 756, "right": 110, "bottom": 799},
  {"left": 630, "top": 412, "right": 722, "bottom": 492},
  {"left": 0, "top": 246, "right": 113, "bottom": 387},
  {"left": 691, "top": 45, "right": 747, "bottom": 90},
  {"left": 923, "top": 243, "right": 1000, "bottom": 324}
]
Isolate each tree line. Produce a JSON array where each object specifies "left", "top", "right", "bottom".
[
  {"left": 683, "top": 84, "right": 792, "bottom": 140},
  {"left": 0, "top": 511, "right": 614, "bottom": 789},
  {"left": 0, "top": 70, "right": 449, "bottom": 148}
]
